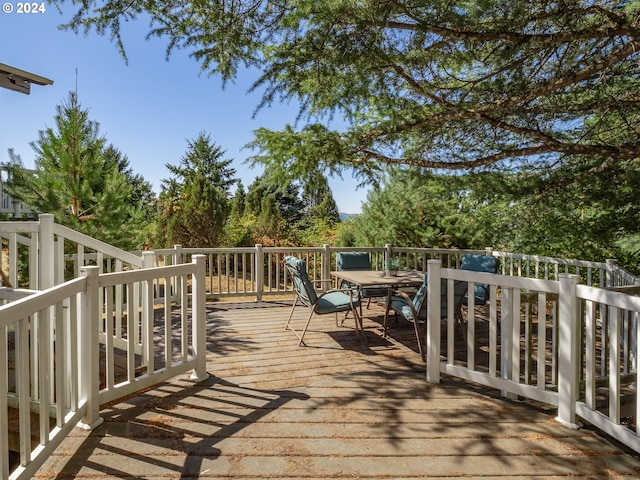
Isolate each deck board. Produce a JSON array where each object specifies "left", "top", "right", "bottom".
[{"left": 36, "top": 300, "right": 640, "bottom": 479}]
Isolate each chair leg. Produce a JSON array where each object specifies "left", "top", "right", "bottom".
[
  {"left": 339, "top": 309, "right": 350, "bottom": 327},
  {"left": 383, "top": 291, "right": 393, "bottom": 337},
  {"left": 285, "top": 300, "right": 309, "bottom": 346},
  {"left": 455, "top": 304, "right": 468, "bottom": 343},
  {"left": 285, "top": 300, "right": 298, "bottom": 331},
  {"left": 383, "top": 304, "right": 390, "bottom": 337},
  {"left": 297, "top": 310, "right": 316, "bottom": 347},
  {"left": 412, "top": 320, "right": 426, "bottom": 362},
  {"left": 353, "top": 307, "right": 363, "bottom": 333}
]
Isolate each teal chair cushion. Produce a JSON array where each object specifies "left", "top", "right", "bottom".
[
  {"left": 336, "top": 252, "right": 372, "bottom": 270},
  {"left": 285, "top": 256, "right": 318, "bottom": 306},
  {"left": 285, "top": 255, "right": 359, "bottom": 313},
  {"left": 389, "top": 277, "right": 467, "bottom": 322},
  {"left": 360, "top": 286, "right": 391, "bottom": 298},
  {"left": 460, "top": 254, "right": 499, "bottom": 305},
  {"left": 315, "top": 290, "right": 360, "bottom": 314}
]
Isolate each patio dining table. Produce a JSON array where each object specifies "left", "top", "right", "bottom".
[
  {"left": 330, "top": 269, "right": 424, "bottom": 322},
  {"left": 331, "top": 269, "right": 424, "bottom": 290}
]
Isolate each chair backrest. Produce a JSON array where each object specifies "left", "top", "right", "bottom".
[
  {"left": 459, "top": 254, "right": 500, "bottom": 305},
  {"left": 336, "top": 251, "right": 372, "bottom": 271},
  {"left": 412, "top": 275, "right": 429, "bottom": 312},
  {"left": 413, "top": 275, "right": 468, "bottom": 319},
  {"left": 284, "top": 256, "right": 317, "bottom": 307}
]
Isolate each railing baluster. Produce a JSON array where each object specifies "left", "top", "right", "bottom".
[
  {"left": 164, "top": 276, "right": 172, "bottom": 368},
  {"left": 0, "top": 323, "right": 8, "bottom": 479}
]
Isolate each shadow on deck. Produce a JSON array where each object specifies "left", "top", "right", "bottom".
[{"left": 36, "top": 300, "right": 640, "bottom": 479}]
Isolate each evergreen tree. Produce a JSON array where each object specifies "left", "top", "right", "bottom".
[
  {"left": 103, "top": 145, "right": 156, "bottom": 224},
  {"left": 229, "top": 181, "right": 246, "bottom": 220},
  {"left": 55, "top": 0, "right": 640, "bottom": 265},
  {"left": 222, "top": 181, "right": 255, "bottom": 247},
  {"left": 156, "top": 132, "right": 236, "bottom": 247},
  {"left": 3, "top": 92, "right": 148, "bottom": 249},
  {"left": 302, "top": 174, "right": 340, "bottom": 224}
]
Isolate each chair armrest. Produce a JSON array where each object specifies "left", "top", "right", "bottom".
[
  {"left": 317, "top": 288, "right": 361, "bottom": 308},
  {"left": 393, "top": 290, "right": 415, "bottom": 306},
  {"left": 387, "top": 290, "right": 420, "bottom": 321},
  {"left": 311, "top": 278, "right": 335, "bottom": 289},
  {"left": 328, "top": 287, "right": 361, "bottom": 299}
]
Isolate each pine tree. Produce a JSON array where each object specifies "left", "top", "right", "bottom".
[
  {"left": 3, "top": 92, "right": 149, "bottom": 249},
  {"left": 156, "top": 132, "right": 236, "bottom": 247}
]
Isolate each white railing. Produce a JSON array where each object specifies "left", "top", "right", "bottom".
[
  {"left": 0, "top": 255, "right": 208, "bottom": 480},
  {"left": 423, "top": 260, "right": 640, "bottom": 454},
  {"left": 4, "top": 216, "right": 637, "bottom": 300},
  {"left": 493, "top": 251, "right": 619, "bottom": 287},
  {"left": 3, "top": 215, "right": 640, "bottom": 466},
  {"left": 0, "top": 214, "right": 142, "bottom": 290},
  {"left": 169, "top": 245, "right": 487, "bottom": 300},
  {"left": 151, "top": 244, "right": 636, "bottom": 300}
]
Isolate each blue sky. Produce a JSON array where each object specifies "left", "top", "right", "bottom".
[{"left": 0, "top": 6, "right": 369, "bottom": 213}]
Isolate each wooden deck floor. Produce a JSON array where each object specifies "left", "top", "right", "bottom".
[{"left": 37, "top": 300, "right": 640, "bottom": 479}]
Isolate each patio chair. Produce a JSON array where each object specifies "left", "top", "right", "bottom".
[
  {"left": 459, "top": 254, "right": 500, "bottom": 306},
  {"left": 454, "top": 254, "right": 500, "bottom": 342},
  {"left": 383, "top": 274, "right": 467, "bottom": 361},
  {"left": 284, "top": 256, "right": 362, "bottom": 346},
  {"left": 336, "top": 251, "right": 390, "bottom": 313}
]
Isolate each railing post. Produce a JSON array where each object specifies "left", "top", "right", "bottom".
[
  {"left": 385, "top": 244, "right": 393, "bottom": 269},
  {"left": 174, "top": 244, "right": 183, "bottom": 303},
  {"left": 606, "top": 258, "right": 618, "bottom": 288},
  {"left": 141, "top": 252, "right": 155, "bottom": 373},
  {"left": 9, "top": 231, "right": 17, "bottom": 287},
  {"left": 39, "top": 213, "right": 55, "bottom": 290},
  {"left": 500, "top": 287, "right": 515, "bottom": 399},
  {"left": 173, "top": 244, "right": 183, "bottom": 264},
  {"left": 322, "top": 244, "right": 331, "bottom": 290},
  {"left": 142, "top": 251, "right": 155, "bottom": 269},
  {"left": 190, "top": 255, "right": 209, "bottom": 382},
  {"left": 426, "top": 259, "right": 442, "bottom": 383},
  {"left": 255, "top": 244, "right": 264, "bottom": 302},
  {"left": 556, "top": 273, "right": 581, "bottom": 429},
  {"left": 78, "top": 265, "right": 104, "bottom": 430}
]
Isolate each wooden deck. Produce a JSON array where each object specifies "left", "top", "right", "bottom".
[{"left": 36, "top": 300, "right": 640, "bottom": 479}]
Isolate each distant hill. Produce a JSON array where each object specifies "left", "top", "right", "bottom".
[{"left": 339, "top": 212, "right": 359, "bottom": 221}]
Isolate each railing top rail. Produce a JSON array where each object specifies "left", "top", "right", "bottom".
[
  {"left": 0, "top": 221, "right": 39, "bottom": 233},
  {"left": 0, "top": 277, "right": 86, "bottom": 328},
  {"left": 97, "top": 262, "right": 197, "bottom": 287},
  {"left": 326, "top": 246, "right": 384, "bottom": 253},
  {"left": 445, "top": 267, "right": 560, "bottom": 293},
  {"left": 392, "top": 247, "right": 485, "bottom": 255},
  {"left": 492, "top": 250, "right": 608, "bottom": 269},
  {"left": 576, "top": 283, "right": 640, "bottom": 310},
  {"left": 182, "top": 247, "right": 257, "bottom": 254},
  {"left": 53, "top": 223, "right": 142, "bottom": 267},
  {"left": 0, "top": 286, "right": 38, "bottom": 301}
]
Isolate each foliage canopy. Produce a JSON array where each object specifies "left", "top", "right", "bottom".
[{"left": 57, "top": 0, "right": 640, "bottom": 190}]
